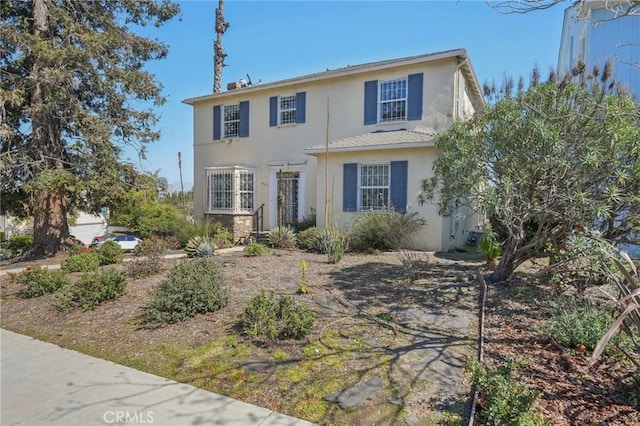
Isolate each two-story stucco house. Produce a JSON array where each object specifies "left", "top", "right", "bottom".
[{"left": 183, "top": 48, "right": 484, "bottom": 251}]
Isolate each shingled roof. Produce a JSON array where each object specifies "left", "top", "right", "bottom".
[
  {"left": 305, "top": 129, "right": 436, "bottom": 154},
  {"left": 183, "top": 48, "right": 482, "bottom": 106}
]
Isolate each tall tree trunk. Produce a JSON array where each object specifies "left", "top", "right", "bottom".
[
  {"left": 33, "top": 187, "right": 70, "bottom": 255},
  {"left": 30, "top": 0, "right": 71, "bottom": 255},
  {"left": 488, "top": 239, "right": 520, "bottom": 283}
]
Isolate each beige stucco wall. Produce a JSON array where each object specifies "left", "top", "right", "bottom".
[
  {"left": 190, "top": 55, "right": 483, "bottom": 248},
  {"left": 314, "top": 147, "right": 468, "bottom": 252},
  {"left": 192, "top": 58, "right": 463, "bottom": 228}
]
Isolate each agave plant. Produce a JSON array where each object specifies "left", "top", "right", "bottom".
[
  {"left": 184, "top": 236, "right": 215, "bottom": 257},
  {"left": 267, "top": 226, "right": 297, "bottom": 248}
]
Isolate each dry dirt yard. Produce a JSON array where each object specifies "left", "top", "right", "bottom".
[
  {"left": 2, "top": 248, "right": 638, "bottom": 425},
  {"left": 0, "top": 249, "right": 480, "bottom": 425}
]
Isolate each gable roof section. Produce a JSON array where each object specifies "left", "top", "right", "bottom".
[
  {"left": 183, "top": 48, "right": 483, "bottom": 109},
  {"left": 305, "top": 129, "right": 436, "bottom": 154}
]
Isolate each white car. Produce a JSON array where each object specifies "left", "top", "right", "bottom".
[
  {"left": 92, "top": 234, "right": 141, "bottom": 251},
  {"left": 109, "top": 234, "right": 141, "bottom": 251}
]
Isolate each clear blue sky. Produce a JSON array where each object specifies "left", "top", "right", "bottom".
[{"left": 133, "top": 0, "right": 567, "bottom": 190}]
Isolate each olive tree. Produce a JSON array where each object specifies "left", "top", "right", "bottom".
[{"left": 419, "top": 64, "right": 640, "bottom": 282}]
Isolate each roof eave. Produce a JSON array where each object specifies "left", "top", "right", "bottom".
[
  {"left": 305, "top": 140, "right": 436, "bottom": 155},
  {"left": 183, "top": 49, "right": 469, "bottom": 105}
]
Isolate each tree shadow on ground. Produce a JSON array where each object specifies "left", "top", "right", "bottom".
[
  {"left": 326, "top": 260, "right": 478, "bottom": 312},
  {"left": 300, "top": 259, "right": 482, "bottom": 423}
]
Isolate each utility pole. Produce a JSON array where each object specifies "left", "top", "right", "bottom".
[
  {"left": 213, "top": 0, "right": 229, "bottom": 93},
  {"left": 324, "top": 98, "right": 330, "bottom": 227},
  {"left": 178, "top": 151, "right": 187, "bottom": 219}
]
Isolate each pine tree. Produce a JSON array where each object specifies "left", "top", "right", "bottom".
[{"left": 0, "top": 0, "right": 180, "bottom": 255}]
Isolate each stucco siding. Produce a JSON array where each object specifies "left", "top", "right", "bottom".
[
  {"left": 189, "top": 51, "right": 484, "bottom": 247},
  {"left": 192, "top": 58, "right": 461, "bottom": 227},
  {"left": 314, "top": 147, "right": 448, "bottom": 251}
]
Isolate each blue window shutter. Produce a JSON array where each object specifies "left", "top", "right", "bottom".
[
  {"left": 364, "top": 80, "right": 378, "bottom": 125},
  {"left": 343, "top": 163, "right": 358, "bottom": 212},
  {"left": 269, "top": 96, "right": 278, "bottom": 127},
  {"left": 213, "top": 105, "right": 221, "bottom": 140},
  {"left": 390, "top": 161, "right": 408, "bottom": 213},
  {"left": 407, "top": 73, "right": 423, "bottom": 121},
  {"left": 295, "top": 92, "right": 306, "bottom": 124},
  {"left": 239, "top": 101, "right": 249, "bottom": 137}
]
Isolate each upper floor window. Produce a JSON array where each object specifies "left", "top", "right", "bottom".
[
  {"left": 279, "top": 95, "right": 297, "bottom": 125},
  {"left": 213, "top": 101, "right": 249, "bottom": 140},
  {"left": 270, "top": 92, "right": 306, "bottom": 127},
  {"left": 378, "top": 78, "right": 407, "bottom": 123},
  {"left": 223, "top": 104, "right": 240, "bottom": 138},
  {"left": 364, "top": 73, "right": 423, "bottom": 125}
]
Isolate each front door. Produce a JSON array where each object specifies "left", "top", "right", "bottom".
[{"left": 276, "top": 171, "right": 299, "bottom": 227}]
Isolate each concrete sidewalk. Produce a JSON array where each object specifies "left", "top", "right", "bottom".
[{"left": 1, "top": 329, "right": 315, "bottom": 426}]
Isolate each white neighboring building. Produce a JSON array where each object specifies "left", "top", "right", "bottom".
[
  {"left": 558, "top": 0, "right": 639, "bottom": 99},
  {"left": 0, "top": 215, "right": 32, "bottom": 238},
  {"left": 69, "top": 212, "right": 107, "bottom": 245}
]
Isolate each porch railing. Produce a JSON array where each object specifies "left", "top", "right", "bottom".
[{"left": 253, "top": 204, "right": 264, "bottom": 238}]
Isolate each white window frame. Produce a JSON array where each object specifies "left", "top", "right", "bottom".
[
  {"left": 358, "top": 162, "right": 390, "bottom": 211},
  {"left": 206, "top": 166, "right": 256, "bottom": 214},
  {"left": 223, "top": 104, "right": 240, "bottom": 138},
  {"left": 278, "top": 94, "right": 297, "bottom": 126},
  {"left": 378, "top": 77, "right": 407, "bottom": 123}
]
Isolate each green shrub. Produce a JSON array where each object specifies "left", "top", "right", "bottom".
[
  {"left": 546, "top": 233, "right": 622, "bottom": 292},
  {"left": 14, "top": 265, "right": 70, "bottom": 298},
  {"left": 478, "top": 231, "right": 501, "bottom": 266},
  {"left": 7, "top": 235, "right": 33, "bottom": 253},
  {"left": 296, "top": 227, "right": 322, "bottom": 251},
  {"left": 244, "top": 242, "right": 271, "bottom": 257},
  {"left": 240, "top": 289, "right": 314, "bottom": 340},
  {"left": 128, "top": 236, "right": 176, "bottom": 278},
  {"left": 127, "top": 258, "right": 161, "bottom": 279},
  {"left": 267, "top": 226, "right": 297, "bottom": 248},
  {"left": 543, "top": 298, "right": 627, "bottom": 353},
  {"left": 467, "top": 359, "right": 544, "bottom": 426},
  {"left": 109, "top": 190, "right": 184, "bottom": 238},
  {"left": 350, "top": 209, "right": 425, "bottom": 252},
  {"left": 179, "top": 220, "right": 233, "bottom": 248},
  {"left": 133, "top": 236, "right": 178, "bottom": 257},
  {"left": 294, "top": 208, "right": 317, "bottom": 232},
  {"left": 61, "top": 252, "right": 100, "bottom": 273},
  {"left": 56, "top": 269, "right": 126, "bottom": 311},
  {"left": 143, "top": 258, "right": 229, "bottom": 324},
  {"left": 97, "top": 240, "right": 124, "bottom": 265},
  {"left": 68, "top": 243, "right": 91, "bottom": 255},
  {"left": 323, "top": 227, "right": 348, "bottom": 264},
  {"left": 278, "top": 295, "right": 315, "bottom": 339},
  {"left": 627, "top": 372, "right": 640, "bottom": 409}
]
